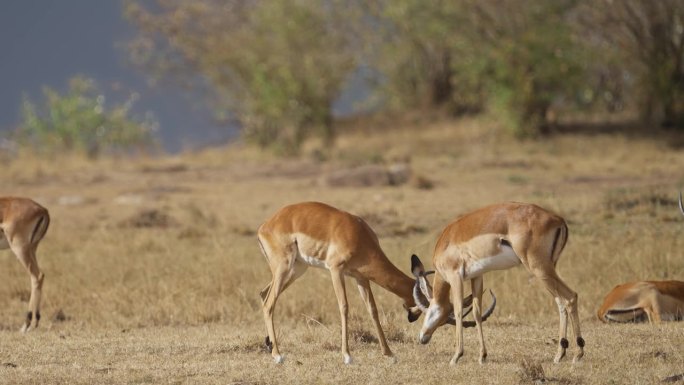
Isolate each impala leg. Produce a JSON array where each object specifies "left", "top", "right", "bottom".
[
  {"left": 261, "top": 259, "right": 306, "bottom": 364},
  {"left": 536, "top": 269, "right": 584, "bottom": 363},
  {"left": 554, "top": 297, "right": 568, "bottom": 363},
  {"left": 12, "top": 244, "right": 43, "bottom": 333},
  {"left": 449, "top": 274, "right": 465, "bottom": 366},
  {"left": 471, "top": 276, "right": 487, "bottom": 364},
  {"left": 356, "top": 278, "right": 393, "bottom": 358},
  {"left": 262, "top": 265, "right": 288, "bottom": 363},
  {"left": 330, "top": 267, "right": 352, "bottom": 364}
]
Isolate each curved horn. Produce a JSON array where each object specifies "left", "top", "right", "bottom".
[
  {"left": 412, "top": 270, "right": 437, "bottom": 312},
  {"left": 446, "top": 290, "right": 497, "bottom": 328},
  {"left": 679, "top": 191, "right": 684, "bottom": 217},
  {"left": 412, "top": 281, "right": 431, "bottom": 311}
]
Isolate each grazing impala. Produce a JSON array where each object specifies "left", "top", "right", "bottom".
[
  {"left": 596, "top": 193, "right": 684, "bottom": 323},
  {"left": 1, "top": 197, "right": 50, "bottom": 332},
  {"left": 257, "top": 201, "right": 486, "bottom": 364},
  {"left": 411, "top": 202, "right": 584, "bottom": 365}
]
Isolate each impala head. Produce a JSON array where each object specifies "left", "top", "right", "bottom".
[
  {"left": 404, "top": 303, "right": 422, "bottom": 323},
  {"left": 410, "top": 254, "right": 496, "bottom": 344},
  {"left": 411, "top": 254, "right": 450, "bottom": 344}
]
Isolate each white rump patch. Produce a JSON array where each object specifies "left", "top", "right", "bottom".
[{"left": 464, "top": 244, "right": 520, "bottom": 279}]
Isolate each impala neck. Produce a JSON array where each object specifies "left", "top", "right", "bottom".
[{"left": 362, "top": 251, "right": 416, "bottom": 306}]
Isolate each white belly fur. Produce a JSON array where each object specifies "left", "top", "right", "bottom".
[
  {"left": 297, "top": 252, "right": 328, "bottom": 269},
  {"left": 465, "top": 244, "right": 520, "bottom": 279}
]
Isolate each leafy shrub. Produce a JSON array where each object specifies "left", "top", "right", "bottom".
[{"left": 17, "top": 76, "right": 158, "bottom": 158}]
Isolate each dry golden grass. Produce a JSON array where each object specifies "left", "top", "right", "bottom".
[{"left": 1, "top": 118, "right": 683, "bottom": 384}]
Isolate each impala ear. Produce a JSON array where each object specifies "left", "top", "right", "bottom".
[{"left": 411, "top": 254, "right": 425, "bottom": 277}]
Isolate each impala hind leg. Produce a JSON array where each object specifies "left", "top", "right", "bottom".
[
  {"left": 260, "top": 254, "right": 306, "bottom": 363},
  {"left": 12, "top": 244, "right": 44, "bottom": 333},
  {"left": 356, "top": 278, "right": 393, "bottom": 359},
  {"left": 553, "top": 296, "right": 569, "bottom": 363},
  {"left": 536, "top": 268, "right": 583, "bottom": 363}
]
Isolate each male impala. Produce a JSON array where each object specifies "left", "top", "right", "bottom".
[
  {"left": 1, "top": 197, "right": 50, "bottom": 332},
  {"left": 411, "top": 202, "right": 584, "bottom": 365},
  {"left": 257, "top": 201, "right": 487, "bottom": 364},
  {"left": 596, "top": 193, "right": 684, "bottom": 323}
]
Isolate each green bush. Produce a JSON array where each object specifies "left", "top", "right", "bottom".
[{"left": 18, "top": 76, "right": 157, "bottom": 158}]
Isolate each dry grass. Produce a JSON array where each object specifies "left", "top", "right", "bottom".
[{"left": 1, "top": 118, "right": 683, "bottom": 384}]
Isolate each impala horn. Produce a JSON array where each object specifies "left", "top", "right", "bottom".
[
  {"left": 444, "top": 289, "right": 497, "bottom": 327},
  {"left": 410, "top": 254, "right": 476, "bottom": 322},
  {"left": 679, "top": 191, "right": 684, "bottom": 217}
]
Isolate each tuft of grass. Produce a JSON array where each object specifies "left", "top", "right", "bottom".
[{"left": 517, "top": 357, "right": 546, "bottom": 383}]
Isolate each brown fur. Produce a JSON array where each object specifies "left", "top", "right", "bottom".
[
  {"left": 258, "top": 201, "right": 417, "bottom": 364},
  {"left": 0, "top": 197, "right": 50, "bottom": 332},
  {"left": 420, "top": 202, "right": 582, "bottom": 364},
  {"left": 597, "top": 280, "right": 684, "bottom": 323}
]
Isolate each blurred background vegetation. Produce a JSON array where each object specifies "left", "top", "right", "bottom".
[
  {"left": 17, "top": 76, "right": 158, "bottom": 158},
  {"left": 8, "top": 0, "right": 684, "bottom": 156}
]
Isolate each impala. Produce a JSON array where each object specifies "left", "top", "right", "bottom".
[
  {"left": 411, "top": 202, "right": 584, "bottom": 365},
  {"left": 596, "top": 193, "right": 684, "bottom": 323},
  {"left": 257, "top": 201, "right": 488, "bottom": 364},
  {"left": 597, "top": 280, "right": 684, "bottom": 322},
  {"left": 1, "top": 197, "right": 50, "bottom": 332}
]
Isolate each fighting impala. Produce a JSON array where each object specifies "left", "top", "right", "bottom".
[
  {"left": 257, "top": 201, "right": 491, "bottom": 364},
  {"left": 411, "top": 202, "right": 584, "bottom": 365},
  {"left": 596, "top": 192, "right": 684, "bottom": 323},
  {"left": 0, "top": 197, "right": 50, "bottom": 332}
]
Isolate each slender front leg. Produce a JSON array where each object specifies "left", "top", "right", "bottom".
[
  {"left": 471, "top": 277, "right": 487, "bottom": 364},
  {"left": 356, "top": 278, "right": 393, "bottom": 358},
  {"left": 449, "top": 274, "right": 465, "bottom": 366},
  {"left": 330, "top": 267, "right": 352, "bottom": 364}
]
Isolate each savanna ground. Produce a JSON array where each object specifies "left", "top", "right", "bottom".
[{"left": 1, "top": 117, "right": 683, "bottom": 384}]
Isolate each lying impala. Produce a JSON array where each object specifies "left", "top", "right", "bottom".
[
  {"left": 597, "top": 281, "right": 684, "bottom": 322},
  {"left": 412, "top": 202, "right": 584, "bottom": 365},
  {"left": 1, "top": 197, "right": 50, "bottom": 332},
  {"left": 257, "top": 201, "right": 490, "bottom": 364},
  {"left": 596, "top": 193, "right": 684, "bottom": 323}
]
